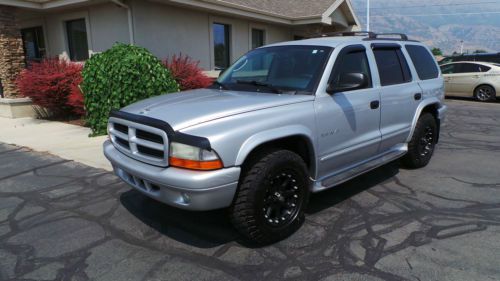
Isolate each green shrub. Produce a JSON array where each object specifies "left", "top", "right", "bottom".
[{"left": 81, "top": 43, "right": 179, "bottom": 136}]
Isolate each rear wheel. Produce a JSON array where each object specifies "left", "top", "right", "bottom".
[
  {"left": 230, "top": 149, "right": 310, "bottom": 245},
  {"left": 474, "top": 85, "right": 496, "bottom": 102},
  {"left": 402, "top": 113, "right": 438, "bottom": 169}
]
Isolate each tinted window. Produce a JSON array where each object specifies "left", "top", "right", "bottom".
[
  {"left": 374, "top": 48, "right": 412, "bottom": 86},
  {"left": 66, "top": 19, "right": 89, "bottom": 61},
  {"left": 405, "top": 45, "right": 439, "bottom": 80},
  {"left": 251, "top": 29, "right": 265, "bottom": 49},
  {"left": 218, "top": 46, "right": 331, "bottom": 94},
  {"left": 213, "top": 23, "right": 231, "bottom": 70},
  {"left": 330, "top": 50, "right": 372, "bottom": 91},
  {"left": 461, "top": 63, "right": 491, "bottom": 73},
  {"left": 440, "top": 64, "right": 457, "bottom": 74}
]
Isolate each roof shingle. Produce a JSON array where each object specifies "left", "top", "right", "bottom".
[{"left": 205, "top": 0, "right": 338, "bottom": 18}]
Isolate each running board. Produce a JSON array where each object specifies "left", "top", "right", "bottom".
[{"left": 312, "top": 144, "right": 407, "bottom": 193}]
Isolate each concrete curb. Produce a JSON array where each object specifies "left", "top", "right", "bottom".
[{"left": 0, "top": 117, "right": 112, "bottom": 171}]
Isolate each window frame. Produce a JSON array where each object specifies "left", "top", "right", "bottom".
[
  {"left": 210, "top": 18, "right": 233, "bottom": 71},
  {"left": 372, "top": 43, "right": 413, "bottom": 86},
  {"left": 21, "top": 26, "right": 46, "bottom": 62},
  {"left": 64, "top": 18, "right": 90, "bottom": 61},
  {"left": 249, "top": 24, "right": 266, "bottom": 50},
  {"left": 328, "top": 44, "right": 373, "bottom": 93}
]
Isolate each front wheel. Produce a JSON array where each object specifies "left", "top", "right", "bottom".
[
  {"left": 402, "top": 113, "right": 438, "bottom": 169},
  {"left": 230, "top": 150, "right": 310, "bottom": 245}
]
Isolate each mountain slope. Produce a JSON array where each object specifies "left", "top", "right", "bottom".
[{"left": 350, "top": 0, "right": 500, "bottom": 54}]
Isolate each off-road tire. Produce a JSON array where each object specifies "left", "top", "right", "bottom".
[
  {"left": 402, "top": 113, "right": 438, "bottom": 169},
  {"left": 230, "top": 149, "right": 310, "bottom": 245}
]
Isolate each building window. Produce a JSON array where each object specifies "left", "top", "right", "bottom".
[
  {"left": 66, "top": 19, "right": 89, "bottom": 61},
  {"left": 213, "top": 23, "right": 231, "bottom": 70},
  {"left": 251, "top": 28, "right": 265, "bottom": 49},
  {"left": 21, "top": 26, "right": 46, "bottom": 62}
]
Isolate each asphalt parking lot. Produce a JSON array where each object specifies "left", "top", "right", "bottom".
[{"left": 1, "top": 99, "right": 499, "bottom": 281}]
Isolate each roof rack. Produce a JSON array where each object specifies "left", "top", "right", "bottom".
[
  {"left": 313, "top": 31, "right": 410, "bottom": 41},
  {"left": 317, "top": 31, "right": 375, "bottom": 38}
]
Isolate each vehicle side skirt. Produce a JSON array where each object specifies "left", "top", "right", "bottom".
[{"left": 312, "top": 143, "right": 407, "bottom": 193}]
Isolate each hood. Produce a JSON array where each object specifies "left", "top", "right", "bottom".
[{"left": 121, "top": 88, "right": 314, "bottom": 130}]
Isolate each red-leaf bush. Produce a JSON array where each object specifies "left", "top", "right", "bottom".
[
  {"left": 67, "top": 84, "right": 85, "bottom": 116},
  {"left": 164, "top": 54, "right": 212, "bottom": 91},
  {"left": 16, "top": 59, "right": 83, "bottom": 116}
]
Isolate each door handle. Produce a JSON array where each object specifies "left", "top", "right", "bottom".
[
  {"left": 414, "top": 93, "right": 422, "bottom": 100},
  {"left": 370, "top": 100, "right": 380, "bottom": 109}
]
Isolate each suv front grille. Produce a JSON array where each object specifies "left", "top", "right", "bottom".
[{"left": 108, "top": 117, "right": 169, "bottom": 167}]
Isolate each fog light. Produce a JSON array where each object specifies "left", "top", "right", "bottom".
[{"left": 181, "top": 193, "right": 191, "bottom": 204}]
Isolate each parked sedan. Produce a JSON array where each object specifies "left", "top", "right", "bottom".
[{"left": 440, "top": 61, "right": 500, "bottom": 102}]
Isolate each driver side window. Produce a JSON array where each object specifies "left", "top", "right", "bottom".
[{"left": 330, "top": 50, "right": 372, "bottom": 91}]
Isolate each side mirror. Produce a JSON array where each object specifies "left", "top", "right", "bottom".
[
  {"left": 327, "top": 73, "right": 368, "bottom": 94},
  {"left": 217, "top": 68, "right": 226, "bottom": 78}
]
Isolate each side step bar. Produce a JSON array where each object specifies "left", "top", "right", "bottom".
[{"left": 312, "top": 144, "right": 407, "bottom": 193}]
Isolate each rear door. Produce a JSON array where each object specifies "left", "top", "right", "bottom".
[
  {"left": 405, "top": 44, "right": 443, "bottom": 102},
  {"left": 314, "top": 44, "right": 381, "bottom": 179},
  {"left": 452, "top": 63, "right": 490, "bottom": 95},
  {"left": 371, "top": 43, "right": 422, "bottom": 153}
]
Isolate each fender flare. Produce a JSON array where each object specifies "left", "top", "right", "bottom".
[
  {"left": 234, "top": 125, "right": 316, "bottom": 171},
  {"left": 406, "top": 97, "right": 442, "bottom": 143}
]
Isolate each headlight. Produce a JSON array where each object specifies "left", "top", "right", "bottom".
[{"left": 169, "top": 142, "right": 223, "bottom": 170}]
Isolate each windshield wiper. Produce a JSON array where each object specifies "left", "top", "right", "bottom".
[
  {"left": 236, "top": 80, "right": 282, "bottom": 94},
  {"left": 212, "top": 81, "right": 229, "bottom": 90}
]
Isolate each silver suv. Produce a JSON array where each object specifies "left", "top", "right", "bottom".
[{"left": 104, "top": 32, "right": 447, "bottom": 244}]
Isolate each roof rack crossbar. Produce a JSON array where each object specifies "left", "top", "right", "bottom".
[
  {"left": 315, "top": 31, "right": 375, "bottom": 38},
  {"left": 371, "top": 33, "right": 408, "bottom": 41}
]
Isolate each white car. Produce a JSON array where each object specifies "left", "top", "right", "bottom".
[{"left": 440, "top": 61, "right": 500, "bottom": 102}]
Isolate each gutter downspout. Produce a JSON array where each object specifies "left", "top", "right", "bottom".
[{"left": 110, "top": 0, "right": 135, "bottom": 45}]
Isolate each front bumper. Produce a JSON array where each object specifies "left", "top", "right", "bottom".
[
  {"left": 104, "top": 140, "right": 240, "bottom": 211},
  {"left": 438, "top": 104, "right": 448, "bottom": 121}
]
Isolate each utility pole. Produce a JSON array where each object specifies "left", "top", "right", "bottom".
[{"left": 367, "top": 0, "right": 370, "bottom": 31}]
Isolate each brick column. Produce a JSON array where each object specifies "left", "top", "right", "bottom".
[{"left": 0, "top": 6, "right": 25, "bottom": 98}]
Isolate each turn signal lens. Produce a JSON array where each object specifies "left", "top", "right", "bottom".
[{"left": 169, "top": 157, "right": 223, "bottom": 171}]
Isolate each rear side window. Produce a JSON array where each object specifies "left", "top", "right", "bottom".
[
  {"left": 461, "top": 63, "right": 491, "bottom": 73},
  {"left": 373, "top": 48, "right": 412, "bottom": 86},
  {"left": 405, "top": 45, "right": 439, "bottom": 80}
]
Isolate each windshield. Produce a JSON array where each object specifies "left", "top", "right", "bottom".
[{"left": 215, "top": 45, "right": 332, "bottom": 94}]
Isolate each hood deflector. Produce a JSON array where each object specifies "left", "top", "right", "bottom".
[{"left": 109, "top": 110, "right": 212, "bottom": 150}]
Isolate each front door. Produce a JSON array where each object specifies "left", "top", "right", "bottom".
[
  {"left": 440, "top": 63, "right": 458, "bottom": 94},
  {"left": 371, "top": 44, "right": 421, "bottom": 152},
  {"left": 315, "top": 45, "right": 381, "bottom": 180}
]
